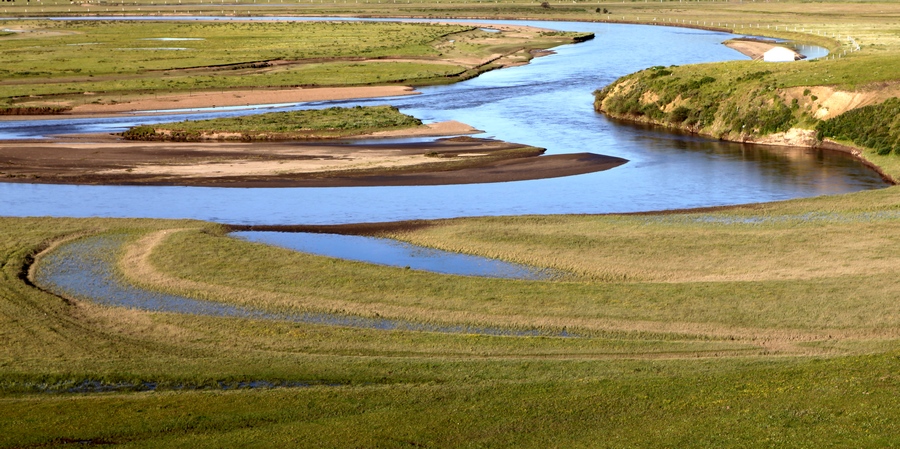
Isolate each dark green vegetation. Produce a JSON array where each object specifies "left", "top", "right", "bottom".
[
  {"left": 594, "top": 56, "right": 900, "bottom": 141},
  {"left": 595, "top": 64, "right": 800, "bottom": 137},
  {"left": 122, "top": 105, "right": 422, "bottom": 141},
  {"left": 817, "top": 97, "right": 900, "bottom": 156}
]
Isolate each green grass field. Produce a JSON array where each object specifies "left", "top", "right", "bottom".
[
  {"left": 3, "top": 0, "right": 900, "bottom": 447},
  {"left": 2, "top": 186, "right": 900, "bottom": 447},
  {"left": 0, "top": 19, "right": 589, "bottom": 111}
]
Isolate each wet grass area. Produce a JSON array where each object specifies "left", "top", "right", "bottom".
[
  {"left": 232, "top": 231, "right": 557, "bottom": 280},
  {"left": 33, "top": 234, "right": 574, "bottom": 338}
]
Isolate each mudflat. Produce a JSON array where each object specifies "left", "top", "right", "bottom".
[{"left": 0, "top": 127, "right": 626, "bottom": 187}]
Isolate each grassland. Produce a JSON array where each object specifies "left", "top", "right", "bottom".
[
  {"left": 3, "top": 1, "right": 900, "bottom": 447},
  {"left": 2, "top": 184, "right": 900, "bottom": 446},
  {"left": 0, "top": 19, "right": 590, "bottom": 112}
]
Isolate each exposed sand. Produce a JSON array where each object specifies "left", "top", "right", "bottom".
[
  {"left": 366, "top": 120, "right": 481, "bottom": 138},
  {"left": 0, "top": 131, "right": 627, "bottom": 187},
  {"left": 68, "top": 85, "right": 420, "bottom": 115},
  {"left": 724, "top": 39, "right": 800, "bottom": 61}
]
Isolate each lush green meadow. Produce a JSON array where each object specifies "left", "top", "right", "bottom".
[{"left": 3, "top": 0, "right": 900, "bottom": 447}]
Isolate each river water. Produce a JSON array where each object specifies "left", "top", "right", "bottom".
[
  {"left": 0, "top": 19, "right": 886, "bottom": 224},
  {"left": 232, "top": 230, "right": 555, "bottom": 279}
]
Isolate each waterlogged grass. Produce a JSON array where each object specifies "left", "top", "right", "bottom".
[
  {"left": 2, "top": 354, "right": 898, "bottom": 448},
  {"left": 128, "top": 191, "right": 900, "bottom": 336},
  {"left": 0, "top": 20, "right": 468, "bottom": 77},
  {"left": 123, "top": 105, "right": 423, "bottom": 140}
]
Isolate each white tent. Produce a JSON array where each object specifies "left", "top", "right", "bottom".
[{"left": 763, "top": 46, "right": 800, "bottom": 62}]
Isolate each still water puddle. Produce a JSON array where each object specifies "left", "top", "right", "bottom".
[
  {"left": 33, "top": 234, "right": 569, "bottom": 337},
  {"left": 232, "top": 231, "right": 555, "bottom": 280}
]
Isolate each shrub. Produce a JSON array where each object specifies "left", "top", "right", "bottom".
[
  {"left": 669, "top": 106, "right": 692, "bottom": 124},
  {"left": 121, "top": 126, "right": 158, "bottom": 141},
  {"left": 816, "top": 97, "right": 900, "bottom": 156}
]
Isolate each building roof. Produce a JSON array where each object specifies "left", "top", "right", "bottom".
[{"left": 763, "top": 46, "right": 799, "bottom": 62}]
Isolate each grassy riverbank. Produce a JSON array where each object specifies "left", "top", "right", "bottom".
[
  {"left": 3, "top": 183, "right": 900, "bottom": 445},
  {"left": 585, "top": 1, "right": 900, "bottom": 166}
]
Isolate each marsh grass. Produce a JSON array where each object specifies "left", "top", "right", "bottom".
[{"left": 4, "top": 163, "right": 900, "bottom": 448}]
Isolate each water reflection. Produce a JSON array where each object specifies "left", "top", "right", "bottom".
[
  {"left": 233, "top": 231, "right": 555, "bottom": 280},
  {"left": 33, "top": 234, "right": 570, "bottom": 336}
]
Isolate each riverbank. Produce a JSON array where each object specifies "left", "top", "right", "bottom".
[
  {"left": 72, "top": 85, "right": 420, "bottom": 116},
  {"left": 723, "top": 38, "right": 801, "bottom": 61},
  {"left": 0, "top": 20, "right": 592, "bottom": 116},
  {"left": 594, "top": 59, "right": 900, "bottom": 184}
]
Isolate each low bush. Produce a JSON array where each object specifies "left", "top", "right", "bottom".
[
  {"left": 121, "top": 125, "right": 158, "bottom": 141},
  {"left": 816, "top": 97, "right": 900, "bottom": 155}
]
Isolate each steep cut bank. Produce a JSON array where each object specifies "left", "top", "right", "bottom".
[{"left": 593, "top": 59, "right": 900, "bottom": 182}]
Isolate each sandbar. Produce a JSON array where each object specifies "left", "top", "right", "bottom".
[
  {"left": 724, "top": 39, "right": 801, "bottom": 61},
  {"left": 0, "top": 127, "right": 627, "bottom": 187}
]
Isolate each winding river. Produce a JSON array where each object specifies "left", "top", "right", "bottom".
[{"left": 0, "top": 19, "right": 887, "bottom": 224}]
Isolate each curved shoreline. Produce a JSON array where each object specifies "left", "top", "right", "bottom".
[
  {"left": 30, "top": 231, "right": 573, "bottom": 337},
  {"left": 600, "top": 112, "right": 897, "bottom": 186}
]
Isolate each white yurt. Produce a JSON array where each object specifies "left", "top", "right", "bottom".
[{"left": 763, "top": 46, "right": 800, "bottom": 62}]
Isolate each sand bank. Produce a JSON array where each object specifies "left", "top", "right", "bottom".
[
  {"left": 0, "top": 129, "right": 626, "bottom": 187},
  {"left": 724, "top": 39, "right": 800, "bottom": 61},
  {"left": 68, "top": 85, "right": 419, "bottom": 115}
]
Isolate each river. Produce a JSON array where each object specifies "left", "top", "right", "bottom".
[{"left": 0, "top": 19, "right": 886, "bottom": 224}]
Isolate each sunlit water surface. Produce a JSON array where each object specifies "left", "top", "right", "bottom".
[
  {"left": 233, "top": 231, "right": 555, "bottom": 279},
  {"left": 0, "top": 19, "right": 884, "bottom": 224}
]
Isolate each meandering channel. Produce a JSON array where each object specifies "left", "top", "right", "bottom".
[
  {"left": 232, "top": 231, "right": 556, "bottom": 280},
  {"left": 33, "top": 233, "right": 571, "bottom": 336},
  {"left": 0, "top": 19, "right": 886, "bottom": 224}
]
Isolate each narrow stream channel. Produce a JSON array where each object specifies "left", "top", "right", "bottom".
[
  {"left": 232, "top": 231, "right": 556, "bottom": 280},
  {"left": 33, "top": 234, "right": 571, "bottom": 336}
]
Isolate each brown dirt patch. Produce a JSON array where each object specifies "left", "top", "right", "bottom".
[
  {"left": 0, "top": 130, "right": 627, "bottom": 187},
  {"left": 780, "top": 83, "right": 900, "bottom": 120},
  {"left": 65, "top": 85, "right": 419, "bottom": 115}
]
